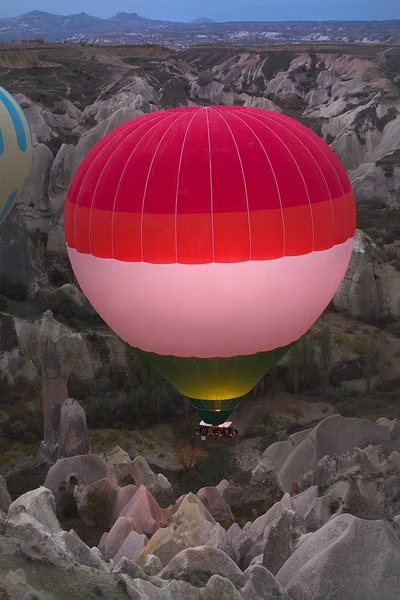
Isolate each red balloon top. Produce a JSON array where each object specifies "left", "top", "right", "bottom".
[{"left": 65, "top": 106, "right": 355, "bottom": 264}]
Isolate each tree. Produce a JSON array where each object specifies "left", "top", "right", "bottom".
[
  {"left": 252, "top": 377, "right": 265, "bottom": 397},
  {"left": 363, "top": 337, "right": 378, "bottom": 391},
  {"left": 277, "top": 402, "right": 304, "bottom": 423},
  {"left": 288, "top": 334, "right": 319, "bottom": 394},
  {"left": 288, "top": 343, "right": 301, "bottom": 395},
  {"left": 125, "top": 344, "right": 174, "bottom": 424},
  {"left": 125, "top": 344, "right": 142, "bottom": 421},
  {"left": 176, "top": 445, "right": 207, "bottom": 472},
  {"left": 300, "top": 334, "right": 319, "bottom": 390},
  {"left": 334, "top": 333, "right": 348, "bottom": 348},
  {"left": 290, "top": 405, "right": 304, "bottom": 424},
  {"left": 192, "top": 446, "right": 207, "bottom": 471},
  {"left": 257, "top": 409, "right": 278, "bottom": 431},
  {"left": 378, "top": 342, "right": 390, "bottom": 384},
  {"left": 319, "top": 325, "right": 333, "bottom": 393},
  {"left": 264, "top": 367, "right": 283, "bottom": 404}
]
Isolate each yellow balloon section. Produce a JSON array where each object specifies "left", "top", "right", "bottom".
[{"left": 0, "top": 86, "right": 33, "bottom": 224}]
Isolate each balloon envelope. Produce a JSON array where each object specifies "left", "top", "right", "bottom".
[
  {"left": 0, "top": 86, "right": 33, "bottom": 224},
  {"left": 65, "top": 106, "right": 356, "bottom": 423}
]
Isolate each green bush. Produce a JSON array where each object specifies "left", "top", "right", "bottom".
[
  {"left": 323, "top": 387, "right": 349, "bottom": 404},
  {"left": 351, "top": 339, "right": 368, "bottom": 356},
  {"left": 2, "top": 395, "right": 43, "bottom": 444},
  {"left": 336, "top": 402, "right": 358, "bottom": 418},
  {"left": 334, "top": 333, "right": 348, "bottom": 347},
  {"left": 256, "top": 409, "right": 278, "bottom": 431},
  {"left": 81, "top": 489, "right": 109, "bottom": 526},
  {"left": 240, "top": 422, "right": 265, "bottom": 439},
  {"left": 102, "top": 430, "right": 119, "bottom": 446},
  {"left": 355, "top": 397, "right": 389, "bottom": 412},
  {"left": 219, "top": 520, "right": 232, "bottom": 530}
]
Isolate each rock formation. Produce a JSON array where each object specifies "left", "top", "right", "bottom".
[
  {"left": 2, "top": 414, "right": 400, "bottom": 598},
  {"left": 333, "top": 229, "right": 400, "bottom": 322},
  {"left": 57, "top": 398, "right": 90, "bottom": 459},
  {"left": 0, "top": 205, "right": 48, "bottom": 301},
  {"left": 40, "top": 334, "right": 69, "bottom": 457},
  {"left": 0, "top": 476, "right": 11, "bottom": 513},
  {"left": 252, "top": 414, "right": 395, "bottom": 492},
  {"left": 276, "top": 514, "right": 400, "bottom": 600}
]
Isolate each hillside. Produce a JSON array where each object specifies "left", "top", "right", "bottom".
[{"left": 1, "top": 40, "right": 400, "bottom": 600}]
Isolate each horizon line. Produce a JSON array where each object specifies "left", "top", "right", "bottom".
[{"left": 1, "top": 9, "right": 400, "bottom": 24}]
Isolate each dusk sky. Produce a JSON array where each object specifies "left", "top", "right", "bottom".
[{"left": 0, "top": 0, "right": 399, "bottom": 21}]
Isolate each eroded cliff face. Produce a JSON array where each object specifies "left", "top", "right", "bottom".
[
  {"left": 7, "top": 44, "right": 400, "bottom": 240},
  {"left": 1, "top": 43, "right": 400, "bottom": 401}
]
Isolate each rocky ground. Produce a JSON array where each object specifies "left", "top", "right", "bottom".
[{"left": 2, "top": 412, "right": 400, "bottom": 599}]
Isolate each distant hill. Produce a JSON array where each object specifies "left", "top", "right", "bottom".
[
  {"left": 0, "top": 9, "right": 172, "bottom": 40},
  {"left": 191, "top": 17, "right": 215, "bottom": 24},
  {"left": 111, "top": 12, "right": 152, "bottom": 23},
  {"left": 7, "top": 10, "right": 106, "bottom": 32},
  {"left": 108, "top": 11, "right": 168, "bottom": 31},
  {"left": 0, "top": 10, "right": 399, "bottom": 46}
]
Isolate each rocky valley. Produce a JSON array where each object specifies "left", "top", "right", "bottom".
[{"left": 1, "top": 40, "right": 400, "bottom": 599}]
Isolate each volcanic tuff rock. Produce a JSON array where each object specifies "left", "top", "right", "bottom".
[
  {"left": 112, "top": 530, "right": 149, "bottom": 565},
  {"left": 216, "top": 479, "right": 244, "bottom": 506},
  {"left": 0, "top": 477, "right": 12, "bottom": 513},
  {"left": 0, "top": 484, "right": 293, "bottom": 600},
  {"left": 44, "top": 453, "right": 115, "bottom": 506},
  {"left": 135, "top": 492, "right": 236, "bottom": 568},
  {"left": 126, "top": 455, "right": 172, "bottom": 492},
  {"left": 333, "top": 229, "right": 400, "bottom": 322},
  {"left": 160, "top": 546, "right": 245, "bottom": 587},
  {"left": 8, "top": 44, "right": 400, "bottom": 251},
  {"left": 0, "top": 300, "right": 126, "bottom": 405},
  {"left": 40, "top": 334, "right": 69, "bottom": 455},
  {"left": 0, "top": 205, "right": 48, "bottom": 301},
  {"left": 57, "top": 398, "right": 90, "bottom": 459},
  {"left": 16, "top": 142, "right": 53, "bottom": 233},
  {"left": 99, "top": 516, "right": 144, "bottom": 561},
  {"left": 261, "top": 508, "right": 307, "bottom": 576},
  {"left": 196, "top": 486, "right": 234, "bottom": 522},
  {"left": 276, "top": 514, "right": 400, "bottom": 600},
  {"left": 252, "top": 414, "right": 396, "bottom": 492},
  {"left": 3, "top": 447, "right": 400, "bottom": 600},
  {"left": 119, "top": 484, "right": 169, "bottom": 536},
  {"left": 8, "top": 486, "right": 62, "bottom": 534}
]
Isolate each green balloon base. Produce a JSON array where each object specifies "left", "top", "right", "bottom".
[
  {"left": 134, "top": 341, "right": 298, "bottom": 426},
  {"left": 196, "top": 409, "right": 235, "bottom": 425},
  {"left": 134, "top": 342, "right": 294, "bottom": 401},
  {"left": 187, "top": 397, "right": 241, "bottom": 425}
]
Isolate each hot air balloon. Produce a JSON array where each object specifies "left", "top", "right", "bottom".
[
  {"left": 0, "top": 85, "right": 33, "bottom": 224},
  {"left": 64, "top": 106, "right": 356, "bottom": 425}
]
